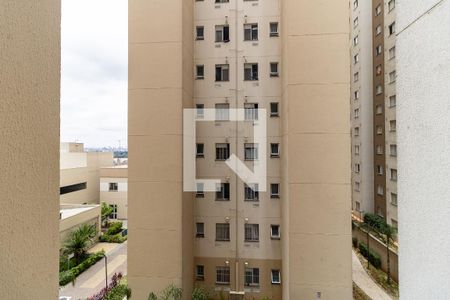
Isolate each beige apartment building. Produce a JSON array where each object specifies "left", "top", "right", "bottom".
[
  {"left": 100, "top": 165, "right": 128, "bottom": 220},
  {"left": 129, "top": 0, "right": 351, "bottom": 299},
  {"left": 350, "top": 0, "right": 397, "bottom": 227}
]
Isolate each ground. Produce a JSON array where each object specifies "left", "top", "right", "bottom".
[{"left": 59, "top": 241, "right": 127, "bottom": 300}]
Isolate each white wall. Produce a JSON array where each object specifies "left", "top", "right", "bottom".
[{"left": 397, "top": 1, "right": 450, "bottom": 298}]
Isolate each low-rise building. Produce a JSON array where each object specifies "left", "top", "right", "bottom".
[
  {"left": 59, "top": 204, "right": 101, "bottom": 246},
  {"left": 100, "top": 165, "right": 128, "bottom": 220}
]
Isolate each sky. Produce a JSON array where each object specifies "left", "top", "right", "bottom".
[{"left": 61, "top": 0, "right": 127, "bottom": 148}]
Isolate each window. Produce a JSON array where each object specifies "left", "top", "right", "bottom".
[
  {"left": 390, "top": 120, "right": 397, "bottom": 132},
  {"left": 215, "top": 25, "right": 230, "bottom": 42},
  {"left": 355, "top": 163, "right": 360, "bottom": 173},
  {"left": 389, "top": 71, "right": 396, "bottom": 83},
  {"left": 196, "top": 222, "right": 205, "bottom": 238},
  {"left": 270, "top": 143, "right": 280, "bottom": 157},
  {"left": 354, "top": 108, "right": 359, "bottom": 119},
  {"left": 355, "top": 201, "right": 361, "bottom": 211},
  {"left": 244, "top": 63, "right": 259, "bottom": 81},
  {"left": 216, "top": 223, "right": 230, "bottom": 241},
  {"left": 196, "top": 143, "right": 204, "bottom": 158},
  {"left": 215, "top": 103, "right": 230, "bottom": 121},
  {"left": 244, "top": 103, "right": 259, "bottom": 120},
  {"left": 391, "top": 169, "right": 398, "bottom": 181},
  {"left": 196, "top": 26, "right": 204, "bottom": 40},
  {"left": 244, "top": 23, "right": 258, "bottom": 41},
  {"left": 270, "top": 183, "right": 280, "bottom": 198},
  {"left": 391, "top": 219, "right": 398, "bottom": 228},
  {"left": 215, "top": 143, "right": 230, "bottom": 160},
  {"left": 244, "top": 183, "right": 259, "bottom": 201},
  {"left": 353, "top": 0, "right": 358, "bottom": 9},
  {"left": 216, "top": 267, "right": 230, "bottom": 284},
  {"left": 270, "top": 22, "right": 279, "bottom": 37},
  {"left": 354, "top": 17, "right": 359, "bottom": 28},
  {"left": 388, "top": 0, "right": 395, "bottom": 11},
  {"left": 377, "top": 165, "right": 384, "bottom": 175},
  {"left": 354, "top": 127, "right": 360, "bottom": 136},
  {"left": 216, "top": 183, "right": 230, "bottom": 201},
  {"left": 375, "top": 5, "right": 382, "bottom": 16},
  {"left": 389, "top": 22, "right": 396, "bottom": 35},
  {"left": 376, "top": 104, "right": 383, "bottom": 114},
  {"left": 271, "top": 225, "right": 280, "bottom": 239},
  {"left": 376, "top": 125, "right": 383, "bottom": 135},
  {"left": 390, "top": 95, "right": 397, "bottom": 107},
  {"left": 377, "top": 185, "right": 384, "bottom": 196},
  {"left": 354, "top": 72, "right": 359, "bottom": 82},
  {"left": 245, "top": 224, "right": 259, "bottom": 242},
  {"left": 353, "top": 35, "right": 359, "bottom": 46},
  {"left": 354, "top": 90, "right": 360, "bottom": 100},
  {"left": 376, "top": 145, "right": 383, "bottom": 155},
  {"left": 196, "top": 182, "right": 204, "bottom": 198},
  {"left": 390, "top": 144, "right": 397, "bottom": 156},
  {"left": 196, "top": 265, "right": 205, "bottom": 281},
  {"left": 60, "top": 182, "right": 87, "bottom": 195},
  {"left": 270, "top": 102, "right": 279, "bottom": 116},
  {"left": 196, "top": 65, "right": 204, "bottom": 80},
  {"left": 389, "top": 46, "right": 396, "bottom": 59},
  {"left": 354, "top": 181, "right": 360, "bottom": 192},
  {"left": 196, "top": 104, "right": 204, "bottom": 119},
  {"left": 109, "top": 182, "right": 118, "bottom": 192},
  {"left": 376, "top": 25, "right": 382, "bottom": 35},
  {"left": 376, "top": 85, "right": 383, "bottom": 95},
  {"left": 355, "top": 145, "right": 360, "bottom": 155},
  {"left": 215, "top": 64, "right": 229, "bottom": 82},
  {"left": 215, "top": 0, "right": 229, "bottom": 3},
  {"left": 245, "top": 268, "right": 260, "bottom": 286},
  {"left": 376, "top": 64, "right": 382, "bottom": 76},
  {"left": 109, "top": 204, "right": 118, "bottom": 219},
  {"left": 353, "top": 53, "right": 359, "bottom": 64},
  {"left": 245, "top": 143, "right": 258, "bottom": 160},
  {"left": 375, "top": 45, "right": 382, "bottom": 56},
  {"left": 270, "top": 62, "right": 279, "bottom": 77},
  {"left": 271, "top": 270, "right": 281, "bottom": 284},
  {"left": 391, "top": 193, "right": 398, "bottom": 206}
]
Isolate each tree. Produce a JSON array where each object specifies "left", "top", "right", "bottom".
[
  {"left": 64, "top": 224, "right": 97, "bottom": 263},
  {"left": 101, "top": 202, "right": 114, "bottom": 227},
  {"left": 381, "top": 222, "right": 397, "bottom": 284}
]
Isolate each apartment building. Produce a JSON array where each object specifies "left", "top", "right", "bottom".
[
  {"left": 100, "top": 165, "right": 128, "bottom": 220},
  {"left": 350, "top": 0, "right": 397, "bottom": 227},
  {"left": 129, "top": 1, "right": 351, "bottom": 299},
  {"left": 60, "top": 142, "right": 114, "bottom": 205}
]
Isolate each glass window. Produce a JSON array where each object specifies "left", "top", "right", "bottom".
[
  {"left": 216, "top": 183, "right": 230, "bottom": 201},
  {"left": 216, "top": 266, "right": 230, "bottom": 284},
  {"left": 244, "top": 143, "right": 258, "bottom": 160},
  {"left": 244, "top": 23, "right": 258, "bottom": 41},
  {"left": 245, "top": 268, "right": 260, "bottom": 286},
  {"left": 244, "top": 183, "right": 259, "bottom": 201},
  {"left": 245, "top": 224, "right": 259, "bottom": 242},
  {"left": 216, "top": 223, "right": 230, "bottom": 241},
  {"left": 215, "top": 103, "right": 230, "bottom": 121}
]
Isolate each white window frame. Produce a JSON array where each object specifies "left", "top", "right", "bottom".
[
  {"left": 270, "top": 224, "right": 280, "bottom": 239},
  {"left": 271, "top": 269, "right": 281, "bottom": 284}
]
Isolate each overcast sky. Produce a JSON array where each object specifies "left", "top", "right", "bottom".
[{"left": 61, "top": 0, "right": 127, "bottom": 148}]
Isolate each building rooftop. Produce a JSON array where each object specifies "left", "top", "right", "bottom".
[{"left": 59, "top": 205, "right": 99, "bottom": 220}]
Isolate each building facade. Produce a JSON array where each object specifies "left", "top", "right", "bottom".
[
  {"left": 350, "top": 0, "right": 397, "bottom": 227},
  {"left": 129, "top": 1, "right": 351, "bottom": 299},
  {"left": 100, "top": 165, "right": 128, "bottom": 220}
]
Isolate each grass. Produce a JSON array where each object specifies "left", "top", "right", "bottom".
[
  {"left": 353, "top": 282, "right": 372, "bottom": 300},
  {"left": 355, "top": 249, "right": 399, "bottom": 299}
]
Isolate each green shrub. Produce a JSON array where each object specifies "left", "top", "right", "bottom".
[
  {"left": 359, "top": 243, "right": 381, "bottom": 269},
  {"left": 352, "top": 237, "right": 358, "bottom": 248},
  {"left": 106, "top": 222, "right": 123, "bottom": 236},
  {"left": 100, "top": 233, "right": 127, "bottom": 243},
  {"left": 363, "top": 213, "right": 385, "bottom": 232},
  {"left": 192, "top": 286, "right": 212, "bottom": 300},
  {"left": 59, "top": 251, "right": 105, "bottom": 286},
  {"left": 105, "top": 284, "right": 132, "bottom": 300}
]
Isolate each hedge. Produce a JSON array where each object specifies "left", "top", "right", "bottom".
[
  {"left": 59, "top": 251, "right": 105, "bottom": 286},
  {"left": 359, "top": 242, "right": 381, "bottom": 269},
  {"left": 363, "top": 213, "right": 386, "bottom": 233},
  {"left": 105, "top": 222, "right": 123, "bottom": 236},
  {"left": 99, "top": 233, "right": 127, "bottom": 243}
]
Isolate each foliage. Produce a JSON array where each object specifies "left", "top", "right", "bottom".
[
  {"left": 262, "top": 297, "right": 272, "bottom": 300},
  {"left": 147, "top": 284, "right": 182, "bottom": 300},
  {"left": 59, "top": 251, "right": 105, "bottom": 286},
  {"left": 100, "top": 233, "right": 127, "bottom": 243},
  {"left": 148, "top": 292, "right": 158, "bottom": 300},
  {"left": 63, "top": 224, "right": 97, "bottom": 263},
  {"left": 88, "top": 273, "right": 131, "bottom": 300},
  {"left": 106, "top": 222, "right": 123, "bottom": 236},
  {"left": 363, "top": 213, "right": 386, "bottom": 233},
  {"left": 353, "top": 282, "right": 371, "bottom": 300},
  {"left": 59, "top": 254, "right": 78, "bottom": 272},
  {"left": 192, "top": 286, "right": 213, "bottom": 300},
  {"left": 359, "top": 242, "right": 381, "bottom": 269},
  {"left": 352, "top": 237, "right": 358, "bottom": 248},
  {"left": 101, "top": 202, "right": 114, "bottom": 227}
]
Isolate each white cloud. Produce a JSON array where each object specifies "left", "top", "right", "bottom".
[{"left": 61, "top": 0, "right": 127, "bottom": 148}]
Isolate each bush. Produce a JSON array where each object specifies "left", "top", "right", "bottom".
[
  {"left": 105, "top": 284, "right": 131, "bottom": 300},
  {"left": 192, "top": 286, "right": 212, "bottom": 300},
  {"left": 59, "top": 251, "right": 105, "bottom": 286},
  {"left": 100, "top": 233, "right": 127, "bottom": 243},
  {"left": 106, "top": 222, "right": 123, "bottom": 236},
  {"left": 363, "top": 213, "right": 385, "bottom": 232},
  {"left": 352, "top": 237, "right": 358, "bottom": 248},
  {"left": 359, "top": 243, "right": 381, "bottom": 269}
]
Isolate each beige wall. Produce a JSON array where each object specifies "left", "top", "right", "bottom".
[
  {"left": 0, "top": 1, "right": 60, "bottom": 298},
  {"left": 100, "top": 167, "right": 128, "bottom": 220},
  {"left": 59, "top": 205, "right": 101, "bottom": 246},
  {"left": 281, "top": 0, "right": 352, "bottom": 299},
  {"left": 128, "top": 0, "right": 194, "bottom": 298}
]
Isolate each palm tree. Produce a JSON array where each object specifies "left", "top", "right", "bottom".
[
  {"left": 382, "top": 223, "right": 397, "bottom": 284},
  {"left": 64, "top": 224, "right": 97, "bottom": 263},
  {"left": 101, "top": 202, "right": 114, "bottom": 228}
]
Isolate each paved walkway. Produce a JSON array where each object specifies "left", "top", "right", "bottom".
[
  {"left": 59, "top": 242, "right": 127, "bottom": 300},
  {"left": 352, "top": 250, "right": 392, "bottom": 300}
]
